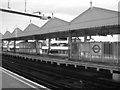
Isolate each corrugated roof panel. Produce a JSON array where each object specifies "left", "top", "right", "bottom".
[
  {"left": 70, "top": 7, "right": 118, "bottom": 30},
  {"left": 24, "top": 23, "right": 40, "bottom": 32},
  {"left": 40, "top": 24, "right": 69, "bottom": 34},
  {"left": 35, "top": 17, "right": 69, "bottom": 35},
  {"left": 41, "top": 17, "right": 69, "bottom": 29},
  {"left": 19, "top": 23, "right": 40, "bottom": 37},
  {"left": 3, "top": 31, "right": 11, "bottom": 39},
  {"left": 11, "top": 28, "right": 22, "bottom": 38},
  {"left": 2, "top": 7, "right": 119, "bottom": 40}
]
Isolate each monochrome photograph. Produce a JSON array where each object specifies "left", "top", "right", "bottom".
[{"left": 0, "top": 0, "right": 120, "bottom": 89}]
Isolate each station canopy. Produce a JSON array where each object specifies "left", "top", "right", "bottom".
[
  {"left": 3, "top": 31, "right": 11, "bottom": 40},
  {"left": 16, "top": 23, "right": 41, "bottom": 40},
  {"left": 69, "top": 7, "right": 119, "bottom": 36},
  {"left": 34, "top": 17, "right": 69, "bottom": 39},
  {"left": 36, "top": 17, "right": 69, "bottom": 34},
  {"left": 19, "top": 23, "right": 40, "bottom": 37},
  {"left": 10, "top": 28, "right": 22, "bottom": 39},
  {"left": 2, "top": 7, "right": 120, "bottom": 40}
]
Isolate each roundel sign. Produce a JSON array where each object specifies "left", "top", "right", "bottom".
[
  {"left": 91, "top": 43, "right": 102, "bottom": 55},
  {"left": 92, "top": 44, "right": 100, "bottom": 53}
]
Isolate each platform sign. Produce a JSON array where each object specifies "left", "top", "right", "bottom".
[
  {"left": 91, "top": 42, "right": 103, "bottom": 55},
  {"left": 70, "top": 42, "right": 79, "bottom": 59},
  {"left": 80, "top": 42, "right": 90, "bottom": 52}
]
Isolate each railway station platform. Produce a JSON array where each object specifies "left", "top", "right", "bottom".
[
  {"left": 2, "top": 52, "right": 120, "bottom": 72},
  {"left": 1, "top": 52, "right": 120, "bottom": 81},
  {"left": 0, "top": 67, "right": 49, "bottom": 90}
]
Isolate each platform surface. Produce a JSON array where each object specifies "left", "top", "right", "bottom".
[{"left": 0, "top": 67, "right": 48, "bottom": 90}]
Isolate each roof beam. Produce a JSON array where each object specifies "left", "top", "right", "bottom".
[{"left": 0, "top": 8, "right": 51, "bottom": 19}]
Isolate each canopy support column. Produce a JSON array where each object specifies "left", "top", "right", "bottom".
[
  {"left": 116, "top": 42, "right": 120, "bottom": 65},
  {"left": 13, "top": 39, "right": 16, "bottom": 53},
  {"left": 2, "top": 40, "right": 3, "bottom": 52},
  {"left": 83, "top": 35, "right": 87, "bottom": 57},
  {"left": 84, "top": 35, "right": 87, "bottom": 42},
  {"left": 68, "top": 31, "right": 72, "bottom": 59},
  {"left": 35, "top": 40, "right": 40, "bottom": 55},
  {"left": 7, "top": 40, "right": 10, "bottom": 52},
  {"left": 47, "top": 37, "right": 51, "bottom": 55}
]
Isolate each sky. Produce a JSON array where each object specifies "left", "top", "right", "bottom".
[{"left": 0, "top": 0, "right": 119, "bottom": 41}]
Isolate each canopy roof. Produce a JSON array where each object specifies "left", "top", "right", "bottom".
[
  {"left": 11, "top": 28, "right": 22, "bottom": 38},
  {"left": 19, "top": 23, "right": 41, "bottom": 37},
  {"left": 3, "top": 31, "right": 11, "bottom": 39},
  {"left": 70, "top": 7, "right": 119, "bottom": 30},
  {"left": 2, "top": 7, "right": 120, "bottom": 40},
  {"left": 34, "top": 17, "right": 69, "bottom": 35}
]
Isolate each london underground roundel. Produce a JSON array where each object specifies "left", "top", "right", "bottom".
[
  {"left": 91, "top": 43, "right": 102, "bottom": 55},
  {"left": 92, "top": 44, "right": 100, "bottom": 53}
]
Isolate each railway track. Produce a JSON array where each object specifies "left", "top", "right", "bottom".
[
  {"left": 2, "top": 54, "right": 120, "bottom": 89},
  {"left": 2, "top": 54, "right": 86, "bottom": 89},
  {"left": 3, "top": 61, "right": 74, "bottom": 89}
]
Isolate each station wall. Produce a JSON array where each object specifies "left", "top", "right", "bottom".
[{"left": 70, "top": 42, "right": 120, "bottom": 64}]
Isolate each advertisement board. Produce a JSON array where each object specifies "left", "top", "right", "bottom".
[
  {"left": 80, "top": 42, "right": 90, "bottom": 52},
  {"left": 70, "top": 42, "right": 79, "bottom": 59}
]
